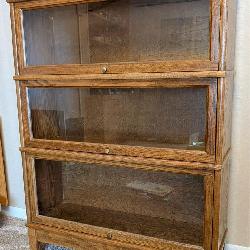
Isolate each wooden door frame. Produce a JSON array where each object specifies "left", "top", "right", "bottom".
[
  {"left": 18, "top": 78, "right": 217, "bottom": 163},
  {"left": 22, "top": 148, "right": 215, "bottom": 250},
  {"left": 10, "top": 0, "right": 221, "bottom": 75}
]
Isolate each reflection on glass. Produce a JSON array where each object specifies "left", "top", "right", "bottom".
[
  {"left": 23, "top": 0, "right": 210, "bottom": 65},
  {"left": 35, "top": 159, "right": 205, "bottom": 246},
  {"left": 28, "top": 87, "right": 207, "bottom": 150},
  {"left": 39, "top": 243, "right": 71, "bottom": 250}
]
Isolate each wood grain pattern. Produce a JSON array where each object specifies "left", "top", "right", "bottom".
[
  {"left": 21, "top": 152, "right": 33, "bottom": 223},
  {"left": 20, "top": 83, "right": 32, "bottom": 144},
  {"left": 10, "top": 4, "right": 19, "bottom": 75},
  {"left": 25, "top": 140, "right": 216, "bottom": 164},
  {"left": 14, "top": 7, "right": 25, "bottom": 71},
  {"left": 216, "top": 72, "right": 234, "bottom": 164},
  {"left": 25, "top": 157, "right": 39, "bottom": 221},
  {"left": 212, "top": 154, "right": 230, "bottom": 250},
  {"left": 29, "top": 224, "right": 204, "bottom": 250},
  {"left": 28, "top": 228, "right": 39, "bottom": 250},
  {"left": 0, "top": 136, "right": 8, "bottom": 206},
  {"left": 22, "top": 77, "right": 218, "bottom": 87},
  {"left": 22, "top": 148, "right": 218, "bottom": 174},
  {"left": 219, "top": 0, "right": 237, "bottom": 71},
  {"left": 20, "top": 62, "right": 219, "bottom": 75},
  {"left": 14, "top": 71, "right": 226, "bottom": 81},
  {"left": 203, "top": 175, "right": 214, "bottom": 250},
  {"left": 206, "top": 79, "right": 217, "bottom": 155}
]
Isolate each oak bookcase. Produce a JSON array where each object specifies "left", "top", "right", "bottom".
[{"left": 7, "top": 0, "right": 236, "bottom": 249}]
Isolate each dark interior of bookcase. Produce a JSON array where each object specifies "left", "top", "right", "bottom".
[{"left": 28, "top": 87, "right": 207, "bottom": 151}]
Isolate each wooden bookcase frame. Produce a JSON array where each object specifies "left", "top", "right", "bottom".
[
  {"left": 20, "top": 148, "right": 230, "bottom": 250},
  {"left": 28, "top": 224, "right": 207, "bottom": 250},
  {"left": 18, "top": 78, "right": 217, "bottom": 163},
  {"left": 10, "top": 0, "right": 221, "bottom": 75},
  {"left": 22, "top": 147, "right": 215, "bottom": 250}
]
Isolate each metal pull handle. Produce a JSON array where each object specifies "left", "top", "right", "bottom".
[
  {"left": 107, "top": 233, "right": 112, "bottom": 240},
  {"left": 102, "top": 66, "right": 108, "bottom": 74}
]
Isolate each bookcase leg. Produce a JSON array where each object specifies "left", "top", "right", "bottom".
[{"left": 28, "top": 228, "right": 39, "bottom": 250}]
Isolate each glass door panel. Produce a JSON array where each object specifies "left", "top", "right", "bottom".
[
  {"left": 22, "top": 0, "right": 210, "bottom": 66},
  {"left": 34, "top": 159, "right": 205, "bottom": 246},
  {"left": 27, "top": 87, "right": 207, "bottom": 151}
]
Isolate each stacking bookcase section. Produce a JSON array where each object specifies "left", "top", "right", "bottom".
[
  {"left": 19, "top": 78, "right": 217, "bottom": 163},
  {"left": 13, "top": 0, "right": 220, "bottom": 74},
  {"left": 23, "top": 149, "right": 215, "bottom": 250}
]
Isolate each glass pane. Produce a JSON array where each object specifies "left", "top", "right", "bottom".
[
  {"left": 28, "top": 87, "right": 207, "bottom": 151},
  {"left": 23, "top": 0, "right": 210, "bottom": 66},
  {"left": 35, "top": 159, "right": 205, "bottom": 246},
  {"left": 39, "top": 243, "right": 71, "bottom": 250}
]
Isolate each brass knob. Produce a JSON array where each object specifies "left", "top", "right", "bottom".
[
  {"left": 105, "top": 148, "right": 110, "bottom": 154},
  {"left": 102, "top": 66, "right": 108, "bottom": 74},
  {"left": 107, "top": 233, "right": 112, "bottom": 240}
]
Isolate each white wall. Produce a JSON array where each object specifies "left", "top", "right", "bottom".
[
  {"left": 227, "top": 0, "right": 250, "bottom": 247},
  {"left": 0, "top": 2, "right": 25, "bottom": 210},
  {"left": 0, "top": 0, "right": 249, "bottom": 248}
]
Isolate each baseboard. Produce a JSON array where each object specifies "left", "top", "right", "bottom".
[
  {"left": 1, "top": 206, "right": 27, "bottom": 220},
  {"left": 226, "top": 244, "right": 250, "bottom": 250}
]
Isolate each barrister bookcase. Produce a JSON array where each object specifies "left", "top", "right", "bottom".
[{"left": 7, "top": 0, "right": 236, "bottom": 249}]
